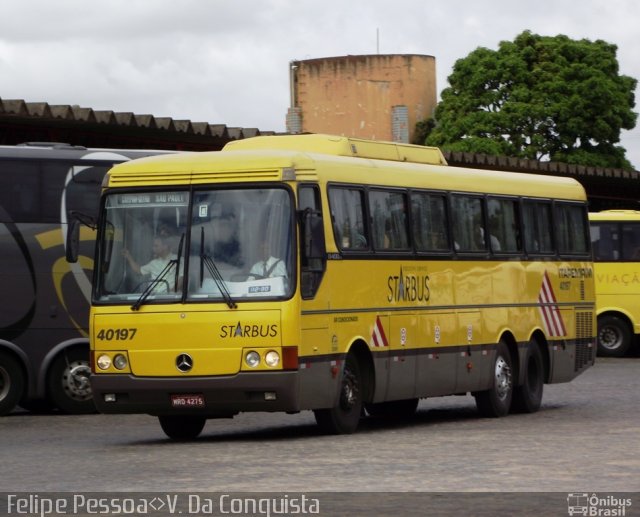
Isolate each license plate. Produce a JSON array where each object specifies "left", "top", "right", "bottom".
[{"left": 170, "top": 394, "right": 205, "bottom": 408}]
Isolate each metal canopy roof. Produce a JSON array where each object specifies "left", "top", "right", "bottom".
[{"left": 0, "top": 97, "right": 276, "bottom": 151}]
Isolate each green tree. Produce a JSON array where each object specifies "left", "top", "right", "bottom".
[{"left": 424, "top": 31, "right": 638, "bottom": 169}]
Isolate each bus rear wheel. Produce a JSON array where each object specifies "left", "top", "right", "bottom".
[
  {"left": 511, "top": 341, "right": 544, "bottom": 413},
  {"left": 159, "top": 415, "right": 206, "bottom": 440},
  {"left": 474, "top": 341, "right": 513, "bottom": 418},
  {"left": 48, "top": 348, "right": 95, "bottom": 414},
  {"left": 0, "top": 351, "right": 24, "bottom": 416},
  {"left": 597, "top": 315, "right": 632, "bottom": 357},
  {"left": 314, "top": 354, "right": 362, "bottom": 434}
]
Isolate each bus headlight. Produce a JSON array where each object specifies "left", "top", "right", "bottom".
[
  {"left": 96, "top": 354, "right": 112, "bottom": 370},
  {"left": 113, "top": 354, "right": 128, "bottom": 370},
  {"left": 265, "top": 351, "right": 280, "bottom": 367},
  {"left": 245, "top": 351, "right": 260, "bottom": 368}
]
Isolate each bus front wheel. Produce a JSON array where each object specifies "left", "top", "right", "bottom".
[
  {"left": 314, "top": 354, "right": 363, "bottom": 434},
  {"left": 48, "top": 348, "right": 95, "bottom": 414},
  {"left": 597, "top": 315, "right": 632, "bottom": 357},
  {"left": 159, "top": 415, "right": 206, "bottom": 440},
  {"left": 0, "top": 351, "right": 24, "bottom": 416},
  {"left": 474, "top": 341, "right": 513, "bottom": 418}
]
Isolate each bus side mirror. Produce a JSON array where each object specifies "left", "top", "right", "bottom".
[
  {"left": 66, "top": 218, "right": 80, "bottom": 263},
  {"left": 66, "top": 211, "right": 97, "bottom": 264}
]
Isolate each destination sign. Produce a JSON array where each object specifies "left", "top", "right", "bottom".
[{"left": 112, "top": 192, "right": 188, "bottom": 207}]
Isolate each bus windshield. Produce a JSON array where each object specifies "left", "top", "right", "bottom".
[{"left": 94, "top": 187, "right": 295, "bottom": 304}]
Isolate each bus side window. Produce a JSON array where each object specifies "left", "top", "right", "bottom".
[
  {"left": 555, "top": 202, "right": 589, "bottom": 255},
  {"left": 369, "top": 189, "right": 409, "bottom": 251},
  {"left": 487, "top": 197, "right": 521, "bottom": 253},
  {"left": 523, "top": 201, "right": 554, "bottom": 254},
  {"left": 452, "top": 195, "right": 485, "bottom": 253},
  {"left": 0, "top": 161, "right": 41, "bottom": 222},
  {"left": 411, "top": 192, "right": 450, "bottom": 252},
  {"left": 591, "top": 222, "right": 619, "bottom": 261},
  {"left": 621, "top": 223, "right": 640, "bottom": 261},
  {"left": 328, "top": 186, "right": 368, "bottom": 251}
]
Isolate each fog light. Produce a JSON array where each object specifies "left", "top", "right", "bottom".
[
  {"left": 113, "top": 354, "right": 128, "bottom": 370},
  {"left": 264, "top": 392, "right": 277, "bottom": 401},
  {"left": 104, "top": 393, "right": 116, "bottom": 402},
  {"left": 265, "top": 351, "right": 280, "bottom": 367},
  {"left": 97, "top": 354, "right": 112, "bottom": 370},
  {"left": 245, "top": 351, "right": 260, "bottom": 368}
]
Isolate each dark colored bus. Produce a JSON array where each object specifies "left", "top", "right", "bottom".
[{"left": 0, "top": 143, "right": 171, "bottom": 415}]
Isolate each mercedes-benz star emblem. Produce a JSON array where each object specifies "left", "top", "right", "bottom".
[{"left": 176, "top": 353, "right": 193, "bottom": 373}]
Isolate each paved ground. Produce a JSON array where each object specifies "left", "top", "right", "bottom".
[{"left": 1, "top": 357, "right": 638, "bottom": 515}]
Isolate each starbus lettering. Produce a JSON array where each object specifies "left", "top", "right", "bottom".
[
  {"left": 387, "top": 267, "right": 430, "bottom": 303},
  {"left": 220, "top": 322, "right": 278, "bottom": 338}
]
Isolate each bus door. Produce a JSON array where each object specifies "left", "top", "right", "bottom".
[{"left": 297, "top": 184, "right": 333, "bottom": 409}]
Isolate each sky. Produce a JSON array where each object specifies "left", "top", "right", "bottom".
[{"left": 1, "top": 0, "right": 640, "bottom": 168}]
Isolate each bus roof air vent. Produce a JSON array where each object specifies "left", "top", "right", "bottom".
[{"left": 223, "top": 134, "right": 448, "bottom": 166}]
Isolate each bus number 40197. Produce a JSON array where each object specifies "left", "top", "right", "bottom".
[{"left": 96, "top": 329, "right": 138, "bottom": 341}]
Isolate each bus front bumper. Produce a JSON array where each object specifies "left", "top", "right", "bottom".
[{"left": 90, "top": 371, "right": 299, "bottom": 416}]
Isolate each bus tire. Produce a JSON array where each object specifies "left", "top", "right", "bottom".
[
  {"left": 0, "top": 351, "right": 24, "bottom": 416},
  {"left": 48, "top": 348, "right": 95, "bottom": 414},
  {"left": 511, "top": 341, "right": 544, "bottom": 413},
  {"left": 19, "top": 398, "right": 55, "bottom": 414},
  {"left": 314, "top": 354, "right": 362, "bottom": 434},
  {"left": 365, "top": 398, "right": 419, "bottom": 418},
  {"left": 159, "top": 415, "right": 206, "bottom": 440},
  {"left": 474, "top": 341, "right": 513, "bottom": 418},
  {"left": 597, "top": 315, "right": 632, "bottom": 357}
]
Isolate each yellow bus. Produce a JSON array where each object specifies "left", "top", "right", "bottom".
[
  {"left": 68, "top": 134, "right": 596, "bottom": 439},
  {"left": 589, "top": 210, "right": 640, "bottom": 356}
]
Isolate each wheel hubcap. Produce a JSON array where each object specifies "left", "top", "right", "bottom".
[
  {"left": 0, "top": 366, "right": 9, "bottom": 401},
  {"left": 599, "top": 326, "right": 621, "bottom": 350},
  {"left": 494, "top": 356, "right": 512, "bottom": 401},
  {"left": 339, "top": 369, "right": 358, "bottom": 410},
  {"left": 62, "top": 361, "right": 92, "bottom": 401}
]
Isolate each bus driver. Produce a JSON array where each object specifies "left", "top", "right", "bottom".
[{"left": 122, "top": 236, "right": 178, "bottom": 293}]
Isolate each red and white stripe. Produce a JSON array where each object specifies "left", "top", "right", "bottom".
[
  {"left": 370, "top": 316, "right": 389, "bottom": 347},
  {"left": 538, "top": 271, "right": 567, "bottom": 337}
]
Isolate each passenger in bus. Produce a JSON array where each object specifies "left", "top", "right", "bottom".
[
  {"left": 337, "top": 219, "right": 367, "bottom": 249},
  {"left": 122, "top": 236, "right": 178, "bottom": 293},
  {"left": 352, "top": 222, "right": 368, "bottom": 248},
  {"left": 475, "top": 225, "right": 501, "bottom": 251},
  {"left": 249, "top": 237, "right": 287, "bottom": 279}
]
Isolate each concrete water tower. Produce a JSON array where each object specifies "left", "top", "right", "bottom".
[{"left": 286, "top": 54, "right": 437, "bottom": 143}]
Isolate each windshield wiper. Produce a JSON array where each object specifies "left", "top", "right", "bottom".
[
  {"left": 131, "top": 261, "right": 175, "bottom": 311},
  {"left": 131, "top": 233, "right": 185, "bottom": 311},
  {"left": 174, "top": 233, "right": 185, "bottom": 292},
  {"left": 200, "top": 226, "right": 237, "bottom": 309}
]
